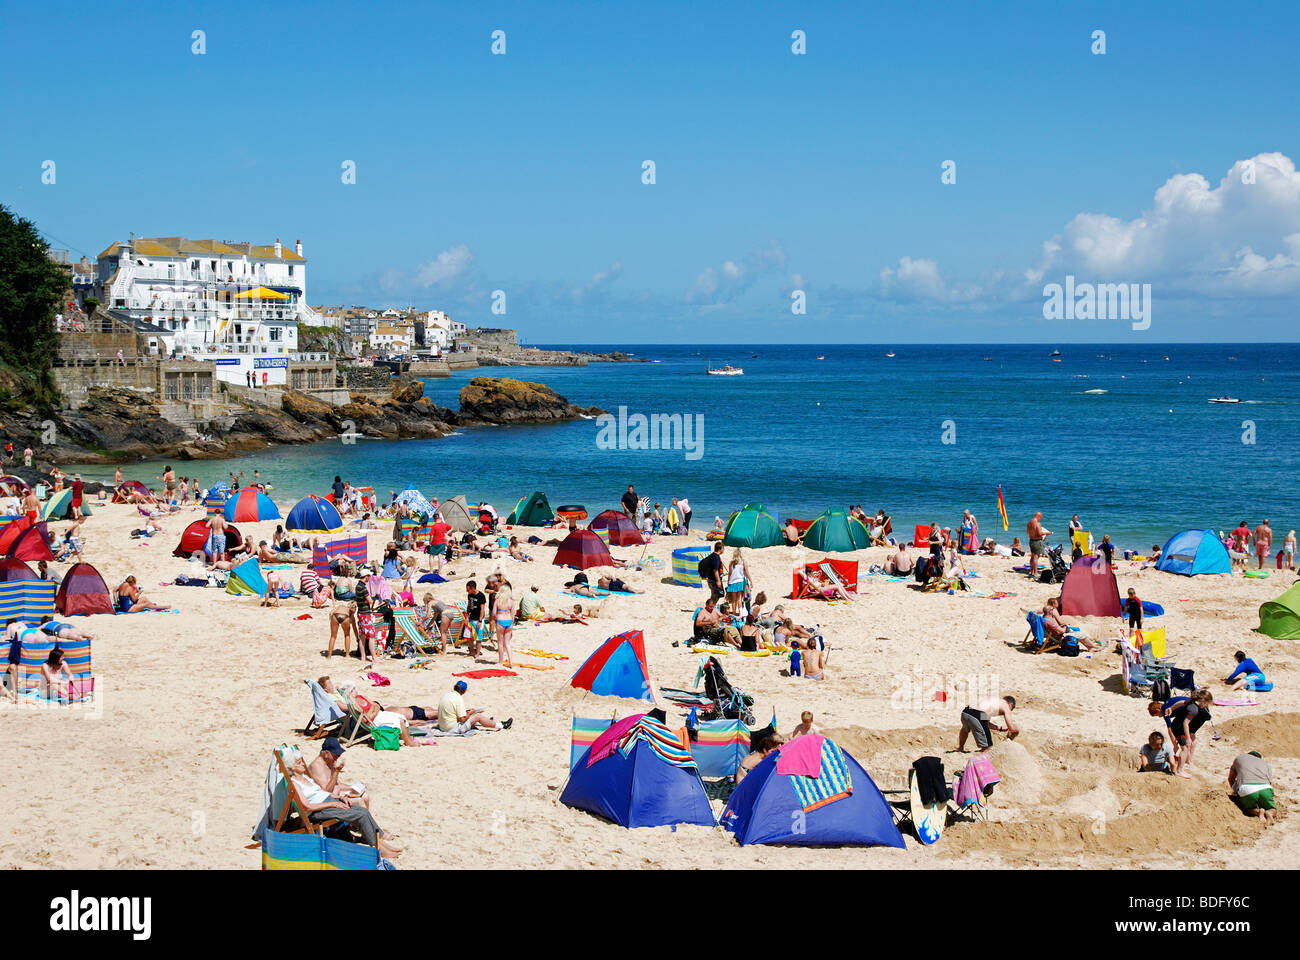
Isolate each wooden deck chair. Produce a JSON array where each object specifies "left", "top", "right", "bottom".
[
  {"left": 272, "top": 747, "right": 341, "bottom": 836},
  {"left": 338, "top": 690, "right": 377, "bottom": 747},
  {"left": 392, "top": 609, "right": 440, "bottom": 655},
  {"left": 817, "top": 563, "right": 854, "bottom": 600},
  {"left": 301, "top": 679, "right": 346, "bottom": 740}
]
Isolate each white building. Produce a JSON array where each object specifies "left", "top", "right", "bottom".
[
  {"left": 97, "top": 236, "right": 321, "bottom": 384},
  {"left": 421, "top": 310, "right": 464, "bottom": 351},
  {"left": 369, "top": 323, "right": 412, "bottom": 354}
]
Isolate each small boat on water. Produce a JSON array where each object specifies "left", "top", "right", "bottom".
[
  {"left": 1049, "top": 348, "right": 1061, "bottom": 357},
  {"left": 1084, "top": 388, "right": 1108, "bottom": 394},
  {"left": 707, "top": 364, "right": 743, "bottom": 376},
  {"left": 1208, "top": 396, "right": 1241, "bottom": 404},
  {"left": 815, "top": 355, "right": 825, "bottom": 360},
  {"left": 885, "top": 351, "right": 895, "bottom": 358}
]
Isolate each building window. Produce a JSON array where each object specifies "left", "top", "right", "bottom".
[{"left": 269, "top": 327, "right": 282, "bottom": 342}]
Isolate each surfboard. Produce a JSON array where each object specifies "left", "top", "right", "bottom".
[{"left": 910, "top": 771, "right": 946, "bottom": 844}]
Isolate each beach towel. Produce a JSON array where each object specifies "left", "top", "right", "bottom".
[
  {"left": 1213, "top": 698, "right": 1262, "bottom": 707},
  {"left": 511, "top": 663, "right": 554, "bottom": 671},
  {"left": 570, "top": 716, "right": 616, "bottom": 769},
  {"left": 954, "top": 754, "right": 1000, "bottom": 808},
  {"left": 417, "top": 573, "right": 449, "bottom": 583},
  {"left": 776, "top": 733, "right": 825, "bottom": 777},
  {"left": 786, "top": 738, "right": 853, "bottom": 811},
  {"left": 520, "top": 648, "right": 569, "bottom": 660},
  {"left": 585, "top": 714, "right": 645, "bottom": 767},
  {"left": 451, "top": 668, "right": 518, "bottom": 679},
  {"left": 616, "top": 715, "right": 696, "bottom": 769}
]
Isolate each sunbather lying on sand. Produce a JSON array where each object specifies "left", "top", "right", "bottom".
[
  {"left": 507, "top": 537, "right": 534, "bottom": 562},
  {"left": 37, "top": 616, "right": 94, "bottom": 642}
]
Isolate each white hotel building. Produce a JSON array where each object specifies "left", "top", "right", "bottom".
[{"left": 97, "top": 236, "right": 324, "bottom": 385}]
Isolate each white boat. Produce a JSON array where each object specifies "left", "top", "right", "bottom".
[
  {"left": 885, "top": 351, "right": 895, "bottom": 358},
  {"left": 707, "top": 364, "right": 743, "bottom": 376},
  {"left": 1049, "top": 348, "right": 1061, "bottom": 357},
  {"left": 1208, "top": 396, "right": 1240, "bottom": 403},
  {"left": 1084, "top": 388, "right": 1108, "bottom": 394}
]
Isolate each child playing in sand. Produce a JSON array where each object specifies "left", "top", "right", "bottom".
[
  {"left": 789, "top": 711, "right": 821, "bottom": 738},
  {"left": 1138, "top": 732, "right": 1172, "bottom": 773}
]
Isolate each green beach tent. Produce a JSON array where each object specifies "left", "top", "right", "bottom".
[
  {"left": 41, "top": 489, "right": 71, "bottom": 521},
  {"left": 226, "top": 556, "right": 268, "bottom": 597},
  {"left": 803, "top": 508, "right": 871, "bottom": 552},
  {"left": 1259, "top": 582, "right": 1300, "bottom": 639},
  {"left": 508, "top": 491, "right": 555, "bottom": 526},
  {"left": 723, "top": 503, "right": 783, "bottom": 548}
]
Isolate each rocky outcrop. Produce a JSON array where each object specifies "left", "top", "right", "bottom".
[
  {"left": 458, "top": 377, "right": 603, "bottom": 424},
  {"left": 391, "top": 379, "right": 424, "bottom": 404}
]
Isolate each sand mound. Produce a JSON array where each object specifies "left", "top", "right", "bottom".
[{"left": 1217, "top": 712, "right": 1300, "bottom": 758}]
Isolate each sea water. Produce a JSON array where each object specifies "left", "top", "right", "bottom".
[{"left": 69, "top": 343, "right": 1300, "bottom": 551}]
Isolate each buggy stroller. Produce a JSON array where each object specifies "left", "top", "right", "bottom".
[
  {"left": 1038, "top": 545, "right": 1068, "bottom": 584},
  {"left": 701, "top": 656, "right": 756, "bottom": 726}
]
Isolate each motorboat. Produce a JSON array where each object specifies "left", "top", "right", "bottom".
[
  {"left": 707, "top": 364, "right": 743, "bottom": 376},
  {"left": 1208, "top": 396, "right": 1241, "bottom": 403}
]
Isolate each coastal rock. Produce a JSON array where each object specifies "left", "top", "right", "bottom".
[
  {"left": 281, "top": 388, "right": 336, "bottom": 424},
  {"left": 391, "top": 379, "right": 424, "bottom": 404},
  {"left": 458, "top": 377, "right": 603, "bottom": 425}
]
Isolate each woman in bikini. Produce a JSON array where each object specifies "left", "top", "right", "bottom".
[
  {"left": 494, "top": 579, "right": 515, "bottom": 667},
  {"left": 40, "top": 646, "right": 79, "bottom": 700},
  {"left": 115, "top": 576, "right": 169, "bottom": 613}
]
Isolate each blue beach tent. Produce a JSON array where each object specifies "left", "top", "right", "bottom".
[
  {"left": 720, "top": 737, "right": 905, "bottom": 848},
  {"left": 570, "top": 629, "right": 654, "bottom": 700},
  {"left": 561, "top": 715, "right": 716, "bottom": 828},
  {"left": 1155, "top": 529, "right": 1232, "bottom": 576},
  {"left": 286, "top": 495, "right": 344, "bottom": 533}
]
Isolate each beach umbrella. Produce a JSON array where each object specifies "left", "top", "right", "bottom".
[
  {"left": 0, "top": 475, "right": 30, "bottom": 497},
  {"left": 588, "top": 509, "right": 643, "bottom": 547},
  {"left": 223, "top": 488, "right": 281, "bottom": 523},
  {"left": 552, "top": 528, "right": 615, "bottom": 570},
  {"left": 286, "top": 495, "right": 344, "bottom": 533}
]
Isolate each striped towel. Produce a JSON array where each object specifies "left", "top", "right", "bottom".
[
  {"left": 618, "top": 715, "right": 696, "bottom": 769},
  {"left": 787, "top": 739, "right": 854, "bottom": 812}
]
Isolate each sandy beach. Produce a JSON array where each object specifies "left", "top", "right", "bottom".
[{"left": 2, "top": 496, "right": 1296, "bottom": 870}]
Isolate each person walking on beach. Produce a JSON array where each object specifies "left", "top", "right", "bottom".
[
  {"left": 1027, "top": 512, "right": 1051, "bottom": 578},
  {"left": 678, "top": 496, "right": 692, "bottom": 533},
  {"left": 1253, "top": 519, "right": 1273, "bottom": 570},
  {"left": 700, "top": 542, "right": 726, "bottom": 601},
  {"left": 621, "top": 484, "right": 638, "bottom": 518}
]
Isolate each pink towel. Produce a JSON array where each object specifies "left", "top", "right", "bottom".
[
  {"left": 1214, "top": 698, "right": 1261, "bottom": 707},
  {"left": 776, "top": 734, "right": 825, "bottom": 777},
  {"left": 586, "top": 714, "right": 645, "bottom": 767}
]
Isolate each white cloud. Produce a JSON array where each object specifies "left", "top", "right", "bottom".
[
  {"left": 879, "top": 256, "right": 985, "bottom": 304},
  {"left": 1035, "top": 152, "right": 1300, "bottom": 295},
  {"left": 687, "top": 240, "right": 787, "bottom": 304},
  {"left": 413, "top": 244, "right": 475, "bottom": 287},
  {"left": 571, "top": 260, "right": 624, "bottom": 301}
]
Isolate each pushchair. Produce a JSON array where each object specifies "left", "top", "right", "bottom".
[
  {"left": 701, "top": 656, "right": 756, "bottom": 726},
  {"left": 1038, "top": 545, "right": 1069, "bottom": 584}
]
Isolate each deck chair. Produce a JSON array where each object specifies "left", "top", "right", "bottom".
[
  {"left": 817, "top": 563, "right": 854, "bottom": 600},
  {"left": 1023, "top": 612, "right": 1060, "bottom": 654},
  {"left": 302, "top": 679, "right": 346, "bottom": 739},
  {"left": 271, "top": 746, "right": 341, "bottom": 836},
  {"left": 952, "top": 755, "right": 999, "bottom": 822},
  {"left": 1139, "top": 641, "right": 1175, "bottom": 674},
  {"left": 392, "top": 609, "right": 441, "bottom": 655},
  {"left": 912, "top": 524, "right": 932, "bottom": 548}
]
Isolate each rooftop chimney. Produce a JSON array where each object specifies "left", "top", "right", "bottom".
[
  {"left": 274, "top": 238, "right": 282, "bottom": 258},
  {"left": 295, "top": 239, "right": 302, "bottom": 256}
]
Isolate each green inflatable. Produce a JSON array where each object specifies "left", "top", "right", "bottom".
[{"left": 1258, "top": 582, "right": 1300, "bottom": 639}]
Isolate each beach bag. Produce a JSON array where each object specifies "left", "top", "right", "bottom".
[
  {"left": 1151, "top": 677, "right": 1171, "bottom": 702},
  {"left": 1059, "top": 635, "right": 1079, "bottom": 657},
  {"left": 697, "top": 556, "right": 711, "bottom": 579},
  {"left": 371, "top": 726, "right": 400, "bottom": 751}
]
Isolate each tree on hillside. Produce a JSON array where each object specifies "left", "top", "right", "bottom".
[{"left": 0, "top": 203, "right": 67, "bottom": 394}]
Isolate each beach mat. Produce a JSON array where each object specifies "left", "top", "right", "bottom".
[{"left": 452, "top": 669, "right": 518, "bottom": 679}]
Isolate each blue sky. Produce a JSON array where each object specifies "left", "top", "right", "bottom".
[{"left": 3, "top": 1, "right": 1297, "bottom": 342}]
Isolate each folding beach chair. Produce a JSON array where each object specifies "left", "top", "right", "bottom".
[
  {"left": 1022, "top": 612, "right": 1060, "bottom": 655},
  {"left": 301, "top": 679, "right": 346, "bottom": 740},
  {"left": 817, "top": 562, "right": 855, "bottom": 600},
  {"left": 1119, "top": 638, "right": 1169, "bottom": 697},
  {"left": 272, "top": 747, "right": 341, "bottom": 836},
  {"left": 392, "top": 609, "right": 441, "bottom": 656},
  {"left": 952, "top": 755, "right": 999, "bottom": 823}
]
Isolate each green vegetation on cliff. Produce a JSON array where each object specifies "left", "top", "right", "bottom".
[{"left": 0, "top": 203, "right": 68, "bottom": 406}]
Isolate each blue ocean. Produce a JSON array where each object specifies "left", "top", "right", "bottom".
[{"left": 73, "top": 343, "right": 1300, "bottom": 551}]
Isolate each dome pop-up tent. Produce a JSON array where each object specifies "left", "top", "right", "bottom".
[
  {"left": 802, "top": 508, "right": 871, "bottom": 552},
  {"left": 55, "top": 563, "right": 114, "bottom": 616},
  {"left": 507, "top": 491, "right": 555, "bottom": 526},
  {"left": 1, "top": 521, "right": 53, "bottom": 562},
  {"left": 721, "top": 735, "right": 905, "bottom": 848},
  {"left": 723, "top": 503, "right": 783, "bottom": 548},
  {"left": 1155, "top": 529, "right": 1232, "bottom": 576},
  {"left": 0, "top": 558, "right": 38, "bottom": 582},
  {"left": 286, "top": 495, "right": 344, "bottom": 533},
  {"left": 560, "top": 713, "right": 716, "bottom": 829},
  {"left": 393, "top": 484, "right": 436, "bottom": 517},
  {"left": 552, "top": 528, "right": 615, "bottom": 570},
  {"left": 570, "top": 629, "right": 655, "bottom": 700},
  {"left": 439, "top": 495, "right": 476, "bottom": 533},
  {"left": 223, "top": 488, "right": 281, "bottom": 523},
  {"left": 587, "top": 509, "right": 643, "bottom": 547},
  {"left": 1059, "top": 555, "right": 1122, "bottom": 617},
  {"left": 174, "top": 519, "right": 242, "bottom": 559},
  {"left": 226, "top": 556, "right": 268, "bottom": 597},
  {"left": 1259, "top": 582, "right": 1300, "bottom": 639}
]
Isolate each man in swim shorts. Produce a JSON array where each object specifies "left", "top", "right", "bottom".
[
  {"left": 1026, "top": 512, "right": 1050, "bottom": 578},
  {"left": 1252, "top": 519, "right": 1272, "bottom": 570},
  {"left": 958, "top": 695, "right": 1018, "bottom": 751}
]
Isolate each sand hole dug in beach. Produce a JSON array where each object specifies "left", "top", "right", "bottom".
[{"left": 828, "top": 715, "right": 1298, "bottom": 860}]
